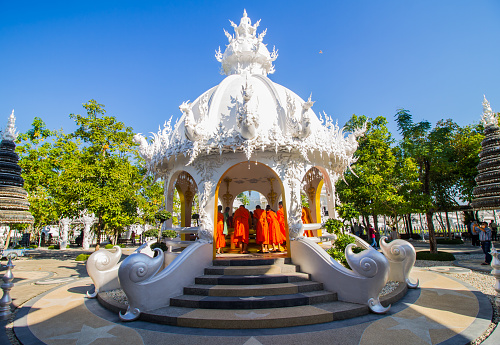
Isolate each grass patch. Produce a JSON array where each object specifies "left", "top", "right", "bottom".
[
  {"left": 75, "top": 254, "right": 91, "bottom": 261},
  {"left": 416, "top": 251, "right": 455, "bottom": 261},
  {"left": 105, "top": 243, "right": 125, "bottom": 249},
  {"left": 436, "top": 238, "right": 464, "bottom": 245}
]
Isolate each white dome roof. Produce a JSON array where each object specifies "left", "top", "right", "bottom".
[
  {"left": 177, "top": 73, "right": 322, "bottom": 145},
  {"left": 134, "top": 11, "right": 366, "bottom": 177}
]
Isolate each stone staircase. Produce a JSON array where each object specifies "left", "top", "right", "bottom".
[{"left": 113, "top": 256, "right": 370, "bottom": 329}]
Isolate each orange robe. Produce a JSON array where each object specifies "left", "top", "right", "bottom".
[
  {"left": 277, "top": 208, "right": 287, "bottom": 240},
  {"left": 216, "top": 212, "right": 226, "bottom": 249},
  {"left": 267, "top": 210, "right": 285, "bottom": 244},
  {"left": 233, "top": 206, "right": 250, "bottom": 244},
  {"left": 302, "top": 207, "right": 313, "bottom": 237},
  {"left": 254, "top": 209, "right": 269, "bottom": 245}
]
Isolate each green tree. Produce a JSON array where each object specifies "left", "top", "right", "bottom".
[
  {"left": 395, "top": 109, "right": 460, "bottom": 253},
  {"left": 54, "top": 100, "right": 141, "bottom": 246},
  {"left": 338, "top": 115, "right": 418, "bottom": 231},
  {"left": 16, "top": 117, "right": 58, "bottom": 245}
]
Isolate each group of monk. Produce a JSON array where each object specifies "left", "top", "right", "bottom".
[{"left": 215, "top": 202, "right": 287, "bottom": 254}]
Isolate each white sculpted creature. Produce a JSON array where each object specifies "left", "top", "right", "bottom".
[
  {"left": 344, "top": 123, "right": 367, "bottom": 158},
  {"left": 133, "top": 134, "right": 153, "bottom": 162},
  {"left": 295, "top": 94, "right": 315, "bottom": 139},
  {"left": 237, "top": 83, "right": 259, "bottom": 140},
  {"left": 181, "top": 101, "right": 204, "bottom": 142},
  {"left": 482, "top": 95, "right": 498, "bottom": 127}
]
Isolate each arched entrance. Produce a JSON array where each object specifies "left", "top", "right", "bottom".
[{"left": 214, "top": 161, "right": 289, "bottom": 257}]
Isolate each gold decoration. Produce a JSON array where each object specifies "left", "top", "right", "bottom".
[
  {"left": 267, "top": 177, "right": 277, "bottom": 205},
  {"left": 222, "top": 177, "right": 233, "bottom": 206}
]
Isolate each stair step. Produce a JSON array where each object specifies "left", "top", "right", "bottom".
[
  {"left": 195, "top": 272, "right": 311, "bottom": 285},
  {"left": 204, "top": 264, "right": 298, "bottom": 276},
  {"left": 170, "top": 290, "right": 337, "bottom": 309},
  {"left": 143, "top": 301, "right": 368, "bottom": 329},
  {"left": 184, "top": 281, "right": 324, "bottom": 297},
  {"left": 212, "top": 257, "right": 291, "bottom": 266}
]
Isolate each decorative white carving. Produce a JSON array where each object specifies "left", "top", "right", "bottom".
[
  {"left": 3, "top": 110, "right": 17, "bottom": 141},
  {"left": 118, "top": 249, "right": 164, "bottom": 321},
  {"left": 286, "top": 161, "right": 305, "bottom": 239},
  {"left": 237, "top": 82, "right": 259, "bottom": 140},
  {"left": 482, "top": 95, "right": 498, "bottom": 127},
  {"left": 379, "top": 236, "right": 419, "bottom": 289},
  {"left": 215, "top": 10, "right": 278, "bottom": 76},
  {"left": 197, "top": 180, "right": 215, "bottom": 243},
  {"left": 181, "top": 100, "right": 206, "bottom": 142}
]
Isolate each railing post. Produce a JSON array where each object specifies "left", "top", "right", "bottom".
[
  {"left": 0, "top": 257, "right": 15, "bottom": 320},
  {"left": 491, "top": 245, "right": 500, "bottom": 308}
]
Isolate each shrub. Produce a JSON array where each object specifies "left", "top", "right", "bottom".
[
  {"left": 416, "top": 251, "right": 455, "bottom": 261},
  {"left": 13, "top": 245, "right": 23, "bottom": 249},
  {"left": 436, "top": 239, "right": 464, "bottom": 245},
  {"left": 326, "top": 234, "right": 364, "bottom": 269},
  {"left": 323, "top": 218, "right": 344, "bottom": 236},
  {"left": 143, "top": 229, "right": 159, "bottom": 238},
  {"left": 155, "top": 210, "right": 172, "bottom": 222},
  {"left": 162, "top": 229, "right": 178, "bottom": 238},
  {"left": 47, "top": 245, "right": 58, "bottom": 250},
  {"left": 150, "top": 242, "right": 168, "bottom": 252},
  {"left": 75, "top": 254, "right": 91, "bottom": 261},
  {"left": 29, "top": 244, "right": 38, "bottom": 249}
]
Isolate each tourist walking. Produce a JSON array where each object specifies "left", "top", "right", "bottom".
[
  {"left": 478, "top": 222, "right": 492, "bottom": 265},
  {"left": 368, "top": 224, "right": 378, "bottom": 249}
]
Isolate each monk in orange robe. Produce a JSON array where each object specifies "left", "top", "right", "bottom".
[
  {"left": 266, "top": 205, "right": 285, "bottom": 252},
  {"left": 277, "top": 201, "right": 287, "bottom": 247},
  {"left": 253, "top": 205, "right": 269, "bottom": 253},
  {"left": 302, "top": 206, "right": 313, "bottom": 237},
  {"left": 216, "top": 205, "right": 226, "bottom": 254},
  {"left": 233, "top": 205, "right": 250, "bottom": 254}
]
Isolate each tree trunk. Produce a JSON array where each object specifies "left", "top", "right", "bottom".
[
  {"left": 372, "top": 213, "right": 379, "bottom": 232},
  {"left": 4, "top": 228, "right": 13, "bottom": 249},
  {"left": 96, "top": 216, "right": 103, "bottom": 246},
  {"left": 445, "top": 211, "right": 452, "bottom": 239},
  {"left": 407, "top": 214, "right": 413, "bottom": 234},
  {"left": 427, "top": 211, "right": 437, "bottom": 254}
]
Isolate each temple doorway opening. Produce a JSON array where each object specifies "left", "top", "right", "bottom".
[{"left": 214, "top": 162, "right": 289, "bottom": 256}]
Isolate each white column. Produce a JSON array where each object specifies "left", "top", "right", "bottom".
[{"left": 59, "top": 218, "right": 71, "bottom": 250}]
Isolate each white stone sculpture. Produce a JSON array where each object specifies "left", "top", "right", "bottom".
[
  {"left": 119, "top": 242, "right": 212, "bottom": 321},
  {"left": 59, "top": 218, "right": 71, "bottom": 250},
  {"left": 80, "top": 211, "right": 96, "bottom": 250},
  {"left": 291, "top": 238, "right": 391, "bottom": 314},
  {"left": 86, "top": 246, "right": 122, "bottom": 298},
  {"left": 482, "top": 95, "right": 498, "bottom": 127},
  {"left": 3, "top": 110, "right": 17, "bottom": 141},
  {"left": 379, "top": 236, "right": 419, "bottom": 289}
]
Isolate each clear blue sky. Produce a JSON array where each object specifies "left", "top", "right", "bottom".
[{"left": 1, "top": 0, "right": 499, "bottom": 140}]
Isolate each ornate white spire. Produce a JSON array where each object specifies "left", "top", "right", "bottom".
[
  {"left": 482, "top": 95, "right": 498, "bottom": 127},
  {"left": 3, "top": 110, "right": 17, "bottom": 141},
  {"left": 215, "top": 10, "right": 278, "bottom": 76}
]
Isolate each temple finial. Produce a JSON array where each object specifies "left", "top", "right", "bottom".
[{"left": 3, "top": 109, "right": 18, "bottom": 141}]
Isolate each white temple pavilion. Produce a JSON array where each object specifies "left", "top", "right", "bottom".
[{"left": 88, "top": 11, "right": 417, "bottom": 326}]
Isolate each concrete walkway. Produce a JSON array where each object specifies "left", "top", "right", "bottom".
[{"left": 1, "top": 246, "right": 499, "bottom": 345}]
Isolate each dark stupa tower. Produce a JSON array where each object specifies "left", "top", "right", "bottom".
[
  {"left": 471, "top": 96, "right": 500, "bottom": 210},
  {"left": 0, "top": 111, "right": 34, "bottom": 226}
]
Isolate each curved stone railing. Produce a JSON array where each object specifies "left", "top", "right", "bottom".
[
  {"left": 290, "top": 237, "right": 391, "bottom": 314},
  {"left": 379, "top": 236, "right": 419, "bottom": 289},
  {"left": 118, "top": 240, "right": 212, "bottom": 322},
  {"left": 86, "top": 240, "right": 156, "bottom": 298}
]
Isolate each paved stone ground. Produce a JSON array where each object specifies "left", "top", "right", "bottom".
[{"left": 0, "top": 243, "right": 499, "bottom": 345}]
